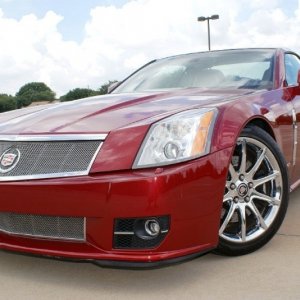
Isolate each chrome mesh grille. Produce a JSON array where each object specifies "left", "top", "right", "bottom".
[
  {"left": 0, "top": 139, "right": 102, "bottom": 181},
  {"left": 0, "top": 212, "right": 85, "bottom": 241}
]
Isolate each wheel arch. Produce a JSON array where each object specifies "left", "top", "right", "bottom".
[
  {"left": 211, "top": 102, "right": 277, "bottom": 153},
  {"left": 244, "top": 118, "right": 276, "bottom": 141}
]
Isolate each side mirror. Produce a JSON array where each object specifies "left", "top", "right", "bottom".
[{"left": 107, "top": 81, "right": 120, "bottom": 93}]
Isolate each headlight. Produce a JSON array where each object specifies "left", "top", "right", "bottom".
[{"left": 133, "top": 108, "right": 217, "bottom": 168}]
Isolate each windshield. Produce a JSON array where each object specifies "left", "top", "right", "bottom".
[{"left": 113, "top": 49, "right": 275, "bottom": 93}]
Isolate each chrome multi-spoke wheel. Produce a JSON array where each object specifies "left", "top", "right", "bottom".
[{"left": 217, "top": 126, "right": 288, "bottom": 255}]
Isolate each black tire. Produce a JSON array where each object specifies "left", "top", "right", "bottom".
[{"left": 216, "top": 125, "right": 289, "bottom": 256}]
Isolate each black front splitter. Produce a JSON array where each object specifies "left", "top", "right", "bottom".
[
  {"left": 93, "top": 249, "right": 212, "bottom": 269},
  {"left": 0, "top": 247, "right": 213, "bottom": 269}
]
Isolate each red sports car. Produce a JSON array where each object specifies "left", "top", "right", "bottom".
[{"left": 0, "top": 48, "right": 298, "bottom": 267}]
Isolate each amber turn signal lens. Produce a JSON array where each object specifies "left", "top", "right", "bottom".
[{"left": 191, "top": 110, "right": 215, "bottom": 156}]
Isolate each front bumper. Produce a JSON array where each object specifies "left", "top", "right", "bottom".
[{"left": 0, "top": 148, "right": 231, "bottom": 267}]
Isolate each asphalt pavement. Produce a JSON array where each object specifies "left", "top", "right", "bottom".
[{"left": 0, "top": 189, "right": 300, "bottom": 300}]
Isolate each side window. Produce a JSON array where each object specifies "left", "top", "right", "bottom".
[{"left": 285, "top": 53, "right": 300, "bottom": 86}]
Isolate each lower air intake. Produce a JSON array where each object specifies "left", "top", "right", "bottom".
[
  {"left": 113, "top": 216, "right": 169, "bottom": 249},
  {"left": 0, "top": 212, "right": 85, "bottom": 241}
]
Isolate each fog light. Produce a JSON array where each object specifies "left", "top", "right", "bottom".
[
  {"left": 145, "top": 219, "right": 160, "bottom": 237},
  {"left": 114, "top": 216, "right": 169, "bottom": 248}
]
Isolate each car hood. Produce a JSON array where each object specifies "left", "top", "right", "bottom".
[{"left": 0, "top": 89, "right": 255, "bottom": 135}]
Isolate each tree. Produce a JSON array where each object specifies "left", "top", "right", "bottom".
[
  {"left": 98, "top": 80, "right": 118, "bottom": 95},
  {"left": 59, "top": 80, "right": 119, "bottom": 102},
  {"left": 0, "top": 94, "right": 17, "bottom": 112},
  {"left": 60, "top": 88, "right": 97, "bottom": 102},
  {"left": 16, "top": 82, "right": 56, "bottom": 108}
]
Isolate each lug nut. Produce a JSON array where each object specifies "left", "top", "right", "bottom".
[
  {"left": 245, "top": 196, "right": 250, "bottom": 202},
  {"left": 239, "top": 174, "right": 245, "bottom": 181},
  {"left": 248, "top": 182, "right": 253, "bottom": 188},
  {"left": 230, "top": 183, "right": 236, "bottom": 190},
  {"left": 234, "top": 197, "right": 239, "bottom": 203}
]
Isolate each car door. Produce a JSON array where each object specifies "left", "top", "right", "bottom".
[{"left": 283, "top": 52, "right": 300, "bottom": 183}]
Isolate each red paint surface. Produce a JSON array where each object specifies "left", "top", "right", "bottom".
[
  {"left": 0, "top": 149, "right": 230, "bottom": 261},
  {"left": 0, "top": 48, "right": 299, "bottom": 263}
]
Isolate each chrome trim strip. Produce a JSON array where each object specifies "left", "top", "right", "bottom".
[
  {"left": 0, "top": 167, "right": 99, "bottom": 182},
  {"left": 87, "top": 141, "right": 103, "bottom": 174},
  {"left": 114, "top": 230, "right": 169, "bottom": 235},
  {"left": 292, "top": 108, "right": 297, "bottom": 166},
  {"left": 0, "top": 217, "right": 86, "bottom": 242},
  {"left": 83, "top": 217, "right": 87, "bottom": 241},
  {"left": 0, "top": 134, "right": 107, "bottom": 142}
]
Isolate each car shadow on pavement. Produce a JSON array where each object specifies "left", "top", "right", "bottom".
[{"left": 0, "top": 249, "right": 236, "bottom": 294}]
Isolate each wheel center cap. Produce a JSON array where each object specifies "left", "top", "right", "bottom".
[{"left": 237, "top": 183, "right": 248, "bottom": 197}]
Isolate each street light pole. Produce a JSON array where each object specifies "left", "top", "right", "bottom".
[
  {"left": 207, "top": 18, "right": 211, "bottom": 51},
  {"left": 197, "top": 14, "right": 219, "bottom": 51}
]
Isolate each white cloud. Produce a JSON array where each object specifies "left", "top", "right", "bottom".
[
  {"left": 0, "top": 0, "right": 300, "bottom": 96},
  {"left": 247, "top": 0, "right": 280, "bottom": 9}
]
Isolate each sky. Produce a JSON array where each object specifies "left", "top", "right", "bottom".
[{"left": 0, "top": 0, "right": 300, "bottom": 96}]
